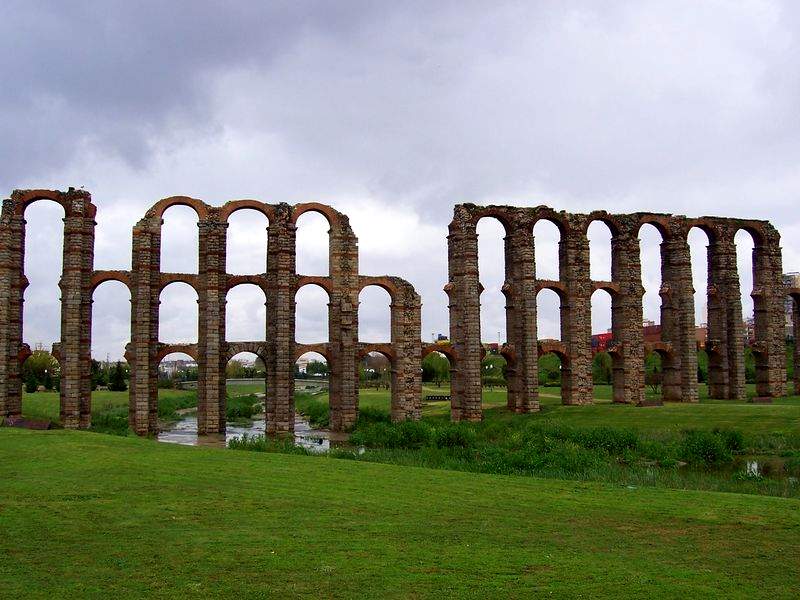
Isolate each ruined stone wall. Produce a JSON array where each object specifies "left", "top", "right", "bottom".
[
  {"left": 0, "top": 189, "right": 790, "bottom": 432},
  {"left": 0, "top": 190, "right": 422, "bottom": 435},
  {"left": 446, "top": 204, "right": 787, "bottom": 420}
]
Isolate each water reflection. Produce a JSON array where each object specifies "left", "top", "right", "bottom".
[{"left": 158, "top": 413, "right": 331, "bottom": 453}]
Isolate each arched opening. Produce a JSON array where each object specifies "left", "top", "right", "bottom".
[
  {"left": 481, "top": 351, "right": 507, "bottom": 409},
  {"left": 226, "top": 209, "right": 269, "bottom": 275},
  {"left": 157, "top": 352, "right": 198, "bottom": 388},
  {"left": 645, "top": 350, "right": 665, "bottom": 403},
  {"left": 91, "top": 280, "right": 131, "bottom": 408},
  {"left": 225, "top": 284, "right": 266, "bottom": 342},
  {"left": 295, "top": 352, "right": 330, "bottom": 427},
  {"left": 536, "top": 288, "right": 562, "bottom": 340},
  {"left": 477, "top": 217, "right": 506, "bottom": 345},
  {"left": 735, "top": 229, "right": 757, "bottom": 391},
  {"left": 638, "top": 223, "right": 663, "bottom": 331},
  {"left": 688, "top": 227, "right": 711, "bottom": 395},
  {"left": 160, "top": 205, "right": 198, "bottom": 273},
  {"left": 358, "top": 285, "right": 391, "bottom": 342},
  {"left": 591, "top": 289, "right": 614, "bottom": 399},
  {"left": 226, "top": 351, "right": 265, "bottom": 422},
  {"left": 295, "top": 284, "right": 329, "bottom": 343},
  {"left": 22, "top": 200, "right": 65, "bottom": 351},
  {"left": 91, "top": 280, "right": 131, "bottom": 363},
  {"left": 296, "top": 211, "right": 330, "bottom": 276},
  {"left": 359, "top": 351, "right": 393, "bottom": 417},
  {"left": 422, "top": 350, "right": 451, "bottom": 389},
  {"left": 538, "top": 352, "right": 563, "bottom": 399},
  {"left": 159, "top": 282, "right": 199, "bottom": 343},
  {"left": 21, "top": 347, "right": 61, "bottom": 422},
  {"left": 588, "top": 221, "right": 613, "bottom": 281},
  {"left": 155, "top": 352, "right": 201, "bottom": 445},
  {"left": 533, "top": 219, "right": 561, "bottom": 280}
]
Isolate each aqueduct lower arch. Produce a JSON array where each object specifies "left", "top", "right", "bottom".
[{"left": 0, "top": 189, "right": 794, "bottom": 433}]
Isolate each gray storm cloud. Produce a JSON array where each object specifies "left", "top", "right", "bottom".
[{"left": 2, "top": 1, "right": 799, "bottom": 360}]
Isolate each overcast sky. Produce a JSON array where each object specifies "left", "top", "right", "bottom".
[{"left": 3, "top": 1, "right": 799, "bottom": 361}]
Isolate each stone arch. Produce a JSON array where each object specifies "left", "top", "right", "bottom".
[
  {"left": 145, "top": 196, "right": 209, "bottom": 221},
  {"left": 291, "top": 203, "right": 339, "bottom": 227},
  {"left": 156, "top": 344, "right": 199, "bottom": 363},
  {"left": 91, "top": 270, "right": 132, "bottom": 292},
  {"left": 475, "top": 215, "right": 507, "bottom": 346},
  {"left": 295, "top": 343, "right": 331, "bottom": 362},
  {"left": 227, "top": 274, "right": 267, "bottom": 291},
  {"left": 159, "top": 273, "right": 199, "bottom": 293},
  {"left": 226, "top": 342, "right": 269, "bottom": 363},
  {"left": 219, "top": 199, "right": 275, "bottom": 223}
]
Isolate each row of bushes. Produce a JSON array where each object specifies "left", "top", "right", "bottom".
[{"left": 347, "top": 419, "right": 745, "bottom": 470}]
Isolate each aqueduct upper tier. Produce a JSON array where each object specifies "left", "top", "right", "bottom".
[
  {"left": 0, "top": 189, "right": 422, "bottom": 435},
  {"left": 446, "top": 203, "right": 789, "bottom": 421}
]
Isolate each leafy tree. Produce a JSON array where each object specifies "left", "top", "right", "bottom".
[
  {"left": 307, "top": 360, "right": 329, "bottom": 377},
  {"left": 538, "top": 353, "right": 561, "bottom": 386},
  {"left": 696, "top": 349, "right": 709, "bottom": 383},
  {"left": 108, "top": 361, "right": 128, "bottom": 392},
  {"left": 592, "top": 352, "right": 613, "bottom": 385},
  {"left": 422, "top": 352, "right": 450, "bottom": 386},
  {"left": 22, "top": 349, "right": 59, "bottom": 384},
  {"left": 25, "top": 371, "right": 38, "bottom": 393}
]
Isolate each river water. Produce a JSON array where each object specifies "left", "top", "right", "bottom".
[{"left": 157, "top": 413, "right": 331, "bottom": 452}]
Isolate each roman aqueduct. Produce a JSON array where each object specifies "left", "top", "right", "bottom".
[{"left": 1, "top": 188, "right": 798, "bottom": 435}]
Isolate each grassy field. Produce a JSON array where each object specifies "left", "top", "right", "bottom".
[{"left": 1, "top": 428, "right": 798, "bottom": 599}]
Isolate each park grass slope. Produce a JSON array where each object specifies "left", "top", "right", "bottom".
[{"left": 1, "top": 429, "right": 799, "bottom": 599}]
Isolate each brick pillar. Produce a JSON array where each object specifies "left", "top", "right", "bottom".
[
  {"left": 129, "top": 217, "right": 160, "bottom": 434},
  {"left": 328, "top": 215, "right": 360, "bottom": 431},
  {"left": 752, "top": 227, "right": 786, "bottom": 399},
  {"left": 59, "top": 190, "right": 96, "bottom": 428},
  {"left": 0, "top": 199, "right": 26, "bottom": 420},
  {"left": 197, "top": 211, "right": 227, "bottom": 434},
  {"left": 504, "top": 220, "right": 539, "bottom": 412},
  {"left": 447, "top": 208, "right": 482, "bottom": 421},
  {"left": 794, "top": 296, "right": 800, "bottom": 395},
  {"left": 660, "top": 227, "right": 698, "bottom": 402},
  {"left": 707, "top": 229, "right": 745, "bottom": 400},
  {"left": 266, "top": 204, "right": 295, "bottom": 434},
  {"left": 610, "top": 222, "right": 645, "bottom": 404},
  {"left": 390, "top": 279, "right": 422, "bottom": 421},
  {"left": 560, "top": 220, "right": 593, "bottom": 405}
]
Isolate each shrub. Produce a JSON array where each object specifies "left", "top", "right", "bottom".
[
  {"left": 679, "top": 430, "right": 733, "bottom": 466},
  {"left": 25, "top": 372, "right": 38, "bottom": 393},
  {"left": 357, "top": 406, "right": 391, "bottom": 425},
  {"left": 227, "top": 395, "right": 258, "bottom": 420},
  {"left": 434, "top": 423, "right": 477, "bottom": 449},
  {"left": 714, "top": 428, "right": 745, "bottom": 453},
  {"left": 297, "top": 398, "right": 330, "bottom": 429}
]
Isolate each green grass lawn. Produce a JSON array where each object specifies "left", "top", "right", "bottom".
[{"left": 1, "top": 429, "right": 798, "bottom": 599}]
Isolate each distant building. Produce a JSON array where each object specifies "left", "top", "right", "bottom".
[{"left": 159, "top": 359, "right": 197, "bottom": 377}]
